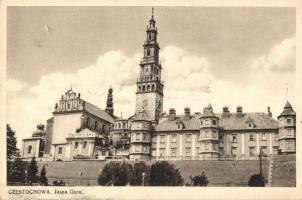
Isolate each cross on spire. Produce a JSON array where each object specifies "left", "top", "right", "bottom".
[{"left": 152, "top": 7, "right": 154, "bottom": 18}]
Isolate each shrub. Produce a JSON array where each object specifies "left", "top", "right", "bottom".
[
  {"left": 27, "top": 157, "right": 38, "bottom": 185},
  {"left": 97, "top": 162, "right": 132, "bottom": 186},
  {"left": 248, "top": 174, "right": 265, "bottom": 187},
  {"left": 130, "top": 161, "right": 150, "bottom": 186},
  {"left": 39, "top": 165, "right": 48, "bottom": 186},
  {"left": 190, "top": 171, "right": 209, "bottom": 186},
  {"left": 149, "top": 161, "right": 184, "bottom": 186}
]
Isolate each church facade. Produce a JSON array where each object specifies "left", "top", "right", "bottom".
[{"left": 21, "top": 11, "right": 296, "bottom": 162}]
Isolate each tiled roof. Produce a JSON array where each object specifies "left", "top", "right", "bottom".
[
  {"left": 83, "top": 101, "right": 114, "bottom": 123},
  {"left": 155, "top": 112, "right": 278, "bottom": 132},
  {"left": 278, "top": 101, "right": 296, "bottom": 117}
]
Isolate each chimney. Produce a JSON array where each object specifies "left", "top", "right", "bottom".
[
  {"left": 169, "top": 108, "right": 176, "bottom": 121},
  {"left": 184, "top": 107, "right": 191, "bottom": 120},
  {"left": 222, "top": 106, "right": 230, "bottom": 117},
  {"left": 236, "top": 106, "right": 243, "bottom": 117},
  {"left": 267, "top": 106, "right": 272, "bottom": 117}
]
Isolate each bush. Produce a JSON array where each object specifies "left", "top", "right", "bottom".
[
  {"left": 7, "top": 157, "right": 26, "bottom": 184},
  {"left": 248, "top": 174, "right": 265, "bottom": 187},
  {"left": 190, "top": 171, "right": 209, "bottom": 186},
  {"left": 149, "top": 161, "right": 184, "bottom": 186},
  {"left": 97, "top": 162, "right": 132, "bottom": 186},
  {"left": 39, "top": 165, "right": 48, "bottom": 186},
  {"left": 130, "top": 161, "right": 150, "bottom": 186},
  {"left": 27, "top": 157, "right": 38, "bottom": 185}
]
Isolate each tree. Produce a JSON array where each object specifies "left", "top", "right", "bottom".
[
  {"left": 190, "top": 171, "right": 209, "bottom": 186},
  {"left": 149, "top": 161, "right": 184, "bottom": 186},
  {"left": 27, "top": 157, "right": 39, "bottom": 184},
  {"left": 7, "top": 124, "right": 18, "bottom": 160},
  {"left": 248, "top": 174, "right": 265, "bottom": 187},
  {"left": 39, "top": 165, "right": 48, "bottom": 186},
  {"left": 7, "top": 155, "right": 26, "bottom": 184},
  {"left": 97, "top": 162, "right": 132, "bottom": 186},
  {"left": 130, "top": 161, "right": 150, "bottom": 186}
]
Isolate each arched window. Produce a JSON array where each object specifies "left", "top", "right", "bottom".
[
  {"left": 118, "top": 123, "right": 121, "bottom": 129},
  {"left": 28, "top": 145, "right": 32, "bottom": 154},
  {"left": 147, "top": 85, "right": 150, "bottom": 91},
  {"left": 138, "top": 86, "right": 141, "bottom": 92},
  {"left": 151, "top": 84, "right": 155, "bottom": 91},
  {"left": 95, "top": 121, "right": 98, "bottom": 130},
  {"left": 102, "top": 124, "right": 105, "bottom": 133},
  {"left": 149, "top": 34, "right": 152, "bottom": 40},
  {"left": 147, "top": 49, "right": 151, "bottom": 56},
  {"left": 142, "top": 85, "right": 146, "bottom": 92}
]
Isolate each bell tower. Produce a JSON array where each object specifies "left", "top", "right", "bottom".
[{"left": 135, "top": 8, "right": 164, "bottom": 123}]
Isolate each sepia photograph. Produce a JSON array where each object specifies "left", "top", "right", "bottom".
[{"left": 1, "top": 1, "right": 302, "bottom": 200}]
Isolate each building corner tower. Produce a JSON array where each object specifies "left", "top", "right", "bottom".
[
  {"left": 278, "top": 101, "right": 296, "bottom": 154},
  {"left": 135, "top": 8, "right": 164, "bottom": 123}
]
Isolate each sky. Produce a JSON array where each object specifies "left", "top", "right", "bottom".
[{"left": 7, "top": 7, "right": 296, "bottom": 147}]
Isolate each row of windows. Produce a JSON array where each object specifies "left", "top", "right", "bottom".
[
  {"left": 86, "top": 118, "right": 105, "bottom": 132},
  {"left": 114, "top": 122, "right": 127, "bottom": 129},
  {"left": 138, "top": 83, "right": 160, "bottom": 93},
  {"left": 74, "top": 141, "right": 88, "bottom": 150},
  {"left": 153, "top": 144, "right": 278, "bottom": 158},
  {"left": 200, "top": 119, "right": 217, "bottom": 126},
  {"left": 157, "top": 132, "right": 277, "bottom": 144},
  {"left": 134, "top": 145, "right": 148, "bottom": 152},
  {"left": 134, "top": 133, "right": 149, "bottom": 141},
  {"left": 279, "top": 118, "right": 294, "bottom": 125}
]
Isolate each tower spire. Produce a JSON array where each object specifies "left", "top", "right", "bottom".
[{"left": 105, "top": 86, "right": 114, "bottom": 116}]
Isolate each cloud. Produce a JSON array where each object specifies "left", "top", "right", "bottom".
[
  {"left": 7, "top": 40, "right": 296, "bottom": 148},
  {"left": 252, "top": 37, "right": 295, "bottom": 73}
]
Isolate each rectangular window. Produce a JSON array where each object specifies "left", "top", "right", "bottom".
[
  {"left": 287, "top": 129, "right": 294, "bottom": 137},
  {"left": 261, "top": 133, "right": 266, "bottom": 141},
  {"left": 213, "top": 144, "right": 218, "bottom": 151},
  {"left": 231, "top": 147, "right": 237, "bottom": 157},
  {"left": 273, "top": 146, "right": 278, "bottom": 154},
  {"left": 205, "top": 130, "right": 210, "bottom": 138},
  {"left": 152, "top": 136, "right": 157, "bottom": 144},
  {"left": 58, "top": 147, "right": 63, "bottom": 154},
  {"left": 185, "top": 148, "right": 191, "bottom": 157},
  {"left": 171, "top": 148, "right": 176, "bottom": 157},
  {"left": 249, "top": 133, "right": 255, "bottom": 141},
  {"left": 260, "top": 146, "right": 268, "bottom": 155},
  {"left": 75, "top": 142, "right": 78, "bottom": 149},
  {"left": 135, "top": 145, "right": 140, "bottom": 152},
  {"left": 213, "top": 120, "right": 216, "bottom": 125},
  {"left": 249, "top": 146, "right": 255, "bottom": 156},
  {"left": 232, "top": 135, "right": 237, "bottom": 143},
  {"left": 136, "top": 133, "right": 140, "bottom": 140},
  {"left": 143, "top": 146, "right": 147, "bottom": 152},
  {"left": 200, "top": 120, "right": 203, "bottom": 126},
  {"left": 219, "top": 134, "right": 224, "bottom": 143},
  {"left": 143, "top": 134, "right": 147, "bottom": 140},
  {"left": 186, "top": 134, "right": 191, "bottom": 143},
  {"left": 83, "top": 141, "right": 87, "bottom": 149},
  {"left": 160, "top": 148, "right": 165, "bottom": 157},
  {"left": 160, "top": 135, "right": 165, "bottom": 143},
  {"left": 152, "top": 149, "right": 156, "bottom": 157},
  {"left": 287, "top": 118, "right": 291, "bottom": 124},
  {"left": 219, "top": 147, "right": 224, "bottom": 155},
  {"left": 172, "top": 134, "right": 177, "bottom": 143},
  {"left": 205, "top": 143, "right": 209, "bottom": 151}
]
